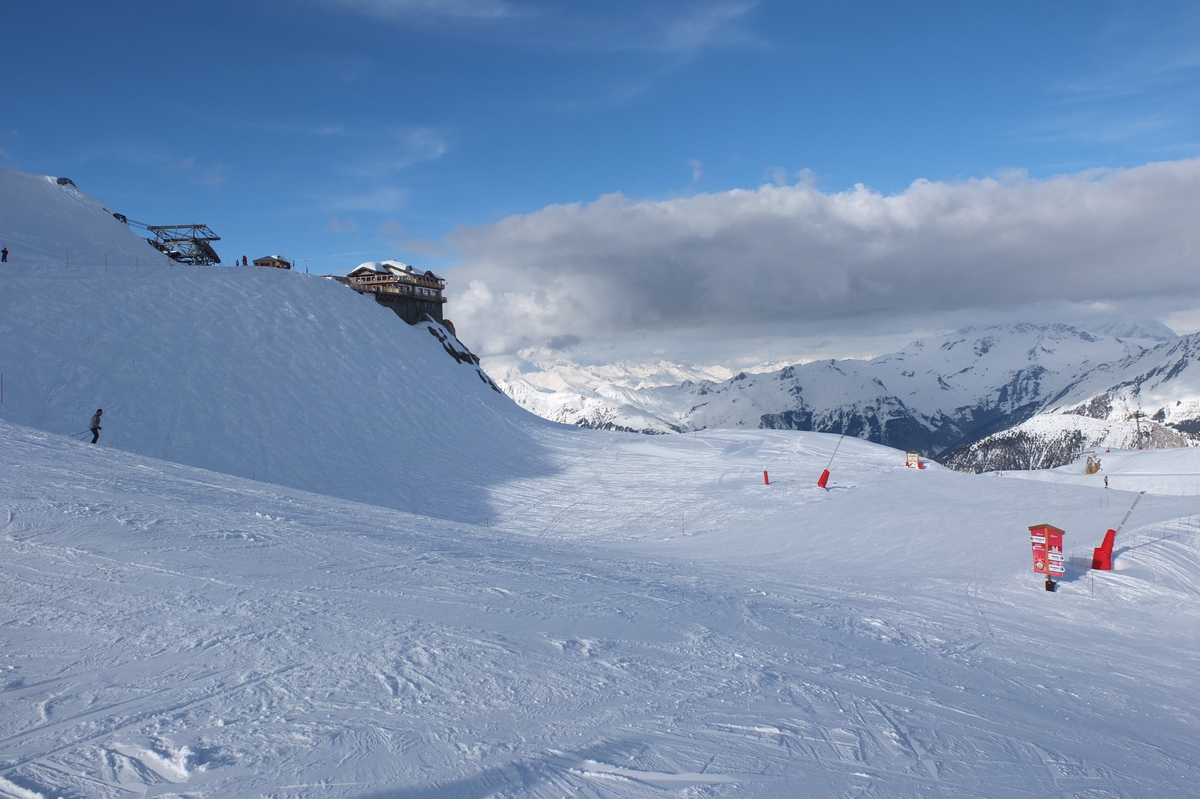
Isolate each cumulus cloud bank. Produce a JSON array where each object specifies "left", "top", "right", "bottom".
[{"left": 448, "top": 159, "right": 1200, "bottom": 357}]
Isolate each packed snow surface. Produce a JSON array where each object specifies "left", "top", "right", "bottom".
[
  {"left": 1004, "top": 442, "right": 1200, "bottom": 495},
  {"left": 3, "top": 420, "right": 1200, "bottom": 797}
]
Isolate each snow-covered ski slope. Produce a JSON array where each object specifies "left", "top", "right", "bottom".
[
  {"left": 0, "top": 166, "right": 550, "bottom": 523},
  {"left": 0, "top": 261, "right": 547, "bottom": 523},
  {"left": 0, "top": 167, "right": 174, "bottom": 269},
  {"left": 2, "top": 166, "right": 1199, "bottom": 796},
  {"left": 2, "top": 420, "right": 1199, "bottom": 798},
  {"left": 0, "top": 164, "right": 548, "bottom": 523},
  {"left": 1004, "top": 442, "right": 1200, "bottom": 495}
]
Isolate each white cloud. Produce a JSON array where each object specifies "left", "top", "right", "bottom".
[
  {"left": 656, "top": 1, "right": 758, "bottom": 55},
  {"left": 310, "top": 0, "right": 758, "bottom": 56},
  {"left": 328, "top": 186, "right": 408, "bottom": 212},
  {"left": 200, "top": 162, "right": 229, "bottom": 189},
  {"left": 550, "top": 1, "right": 760, "bottom": 55},
  {"left": 316, "top": 0, "right": 511, "bottom": 21},
  {"left": 399, "top": 238, "right": 451, "bottom": 258},
  {"left": 387, "top": 128, "right": 448, "bottom": 169},
  {"left": 1028, "top": 7, "right": 1200, "bottom": 150},
  {"left": 324, "top": 217, "right": 360, "bottom": 233},
  {"left": 377, "top": 220, "right": 451, "bottom": 258},
  {"left": 141, "top": 154, "right": 230, "bottom": 189},
  {"left": 344, "top": 127, "right": 449, "bottom": 176},
  {"left": 447, "top": 158, "right": 1200, "bottom": 358}
]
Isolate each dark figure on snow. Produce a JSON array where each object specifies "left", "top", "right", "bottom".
[
  {"left": 1, "top": 247, "right": 8, "bottom": 262},
  {"left": 89, "top": 408, "right": 103, "bottom": 443}
]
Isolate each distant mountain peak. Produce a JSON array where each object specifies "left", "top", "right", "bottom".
[{"left": 1087, "top": 320, "right": 1178, "bottom": 341}]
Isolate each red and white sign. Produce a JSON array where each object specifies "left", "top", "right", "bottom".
[{"left": 1029, "top": 524, "right": 1065, "bottom": 577}]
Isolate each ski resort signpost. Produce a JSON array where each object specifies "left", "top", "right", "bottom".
[{"left": 1029, "top": 524, "right": 1065, "bottom": 591}]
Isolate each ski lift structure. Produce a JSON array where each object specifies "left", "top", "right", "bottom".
[
  {"left": 1130, "top": 410, "right": 1148, "bottom": 449},
  {"left": 113, "top": 214, "right": 222, "bottom": 265}
]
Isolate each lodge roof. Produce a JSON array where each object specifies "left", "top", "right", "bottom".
[{"left": 348, "top": 260, "right": 442, "bottom": 281}]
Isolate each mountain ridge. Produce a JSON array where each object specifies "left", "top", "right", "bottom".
[{"left": 494, "top": 321, "right": 1198, "bottom": 467}]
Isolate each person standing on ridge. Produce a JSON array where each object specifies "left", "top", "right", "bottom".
[
  {"left": 89, "top": 408, "right": 103, "bottom": 443},
  {"left": 1, "top": 247, "right": 8, "bottom": 262}
]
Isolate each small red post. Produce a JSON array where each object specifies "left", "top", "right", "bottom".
[
  {"left": 817, "top": 469, "right": 830, "bottom": 489},
  {"left": 763, "top": 469, "right": 770, "bottom": 485}
]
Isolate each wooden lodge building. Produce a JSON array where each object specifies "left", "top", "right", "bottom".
[
  {"left": 253, "top": 255, "right": 292, "bottom": 269},
  {"left": 333, "top": 260, "right": 447, "bottom": 325}
]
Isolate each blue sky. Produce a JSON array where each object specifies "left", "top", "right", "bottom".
[{"left": 5, "top": 1, "right": 1200, "bottom": 364}]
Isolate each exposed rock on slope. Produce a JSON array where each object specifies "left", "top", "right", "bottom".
[
  {"left": 940, "top": 415, "right": 1191, "bottom": 473},
  {"left": 942, "top": 333, "right": 1200, "bottom": 471}
]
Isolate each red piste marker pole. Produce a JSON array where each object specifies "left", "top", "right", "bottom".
[
  {"left": 763, "top": 469, "right": 770, "bottom": 485},
  {"left": 817, "top": 434, "right": 845, "bottom": 489}
]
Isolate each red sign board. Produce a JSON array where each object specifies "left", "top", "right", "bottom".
[{"left": 1029, "top": 524, "right": 1065, "bottom": 577}]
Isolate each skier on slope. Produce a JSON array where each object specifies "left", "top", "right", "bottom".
[{"left": 89, "top": 409, "right": 103, "bottom": 444}]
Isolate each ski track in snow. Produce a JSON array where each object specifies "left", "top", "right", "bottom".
[{"left": 2, "top": 422, "right": 1199, "bottom": 797}]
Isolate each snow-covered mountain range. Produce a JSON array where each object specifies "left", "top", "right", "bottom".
[
  {"left": 944, "top": 330, "right": 1200, "bottom": 471},
  {"left": 487, "top": 349, "right": 739, "bottom": 434},
  {"left": 494, "top": 321, "right": 1199, "bottom": 470}
]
